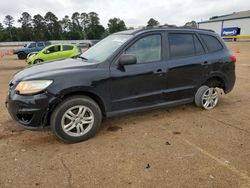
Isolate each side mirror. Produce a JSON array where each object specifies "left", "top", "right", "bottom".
[{"left": 118, "top": 54, "right": 137, "bottom": 66}]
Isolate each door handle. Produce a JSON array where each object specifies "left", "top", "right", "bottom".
[
  {"left": 154, "top": 69, "right": 164, "bottom": 74},
  {"left": 201, "top": 61, "right": 209, "bottom": 66}
]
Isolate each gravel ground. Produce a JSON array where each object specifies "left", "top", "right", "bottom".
[{"left": 0, "top": 42, "right": 250, "bottom": 188}]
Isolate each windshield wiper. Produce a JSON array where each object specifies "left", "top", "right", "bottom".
[{"left": 77, "top": 56, "right": 88, "bottom": 61}]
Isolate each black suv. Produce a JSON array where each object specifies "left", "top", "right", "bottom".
[{"left": 6, "top": 27, "right": 236, "bottom": 143}]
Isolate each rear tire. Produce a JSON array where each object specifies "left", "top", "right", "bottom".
[
  {"left": 17, "top": 52, "right": 26, "bottom": 60},
  {"left": 195, "top": 85, "right": 219, "bottom": 110},
  {"left": 50, "top": 95, "right": 102, "bottom": 143}
]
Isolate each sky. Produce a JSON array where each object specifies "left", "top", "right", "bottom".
[{"left": 0, "top": 0, "right": 249, "bottom": 28}]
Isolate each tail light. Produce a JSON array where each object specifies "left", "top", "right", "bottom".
[{"left": 231, "top": 55, "right": 237, "bottom": 63}]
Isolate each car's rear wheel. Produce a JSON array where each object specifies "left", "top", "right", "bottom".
[
  {"left": 34, "top": 59, "right": 43, "bottom": 64},
  {"left": 17, "top": 52, "right": 26, "bottom": 60},
  {"left": 195, "top": 85, "right": 219, "bottom": 110},
  {"left": 50, "top": 95, "right": 102, "bottom": 143}
]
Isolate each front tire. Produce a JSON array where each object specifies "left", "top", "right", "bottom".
[
  {"left": 195, "top": 85, "right": 219, "bottom": 110},
  {"left": 34, "top": 59, "right": 43, "bottom": 64},
  {"left": 50, "top": 96, "right": 102, "bottom": 143},
  {"left": 17, "top": 52, "right": 26, "bottom": 60}
]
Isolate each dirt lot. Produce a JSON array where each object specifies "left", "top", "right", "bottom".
[{"left": 0, "top": 43, "right": 250, "bottom": 188}]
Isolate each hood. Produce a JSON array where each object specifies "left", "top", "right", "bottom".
[
  {"left": 13, "top": 58, "right": 99, "bottom": 82},
  {"left": 14, "top": 47, "right": 27, "bottom": 52}
]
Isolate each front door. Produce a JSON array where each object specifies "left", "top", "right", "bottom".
[
  {"left": 44, "top": 45, "right": 62, "bottom": 61},
  {"left": 110, "top": 33, "right": 169, "bottom": 112}
]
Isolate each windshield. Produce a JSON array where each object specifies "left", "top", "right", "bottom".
[{"left": 81, "top": 34, "right": 132, "bottom": 62}]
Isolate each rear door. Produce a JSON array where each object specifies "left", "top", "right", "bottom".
[
  {"left": 165, "top": 32, "right": 209, "bottom": 101},
  {"left": 37, "top": 42, "right": 45, "bottom": 51},
  {"left": 62, "top": 45, "right": 74, "bottom": 58},
  {"left": 27, "top": 42, "right": 37, "bottom": 54}
]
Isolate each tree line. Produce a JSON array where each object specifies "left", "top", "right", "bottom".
[{"left": 0, "top": 12, "right": 197, "bottom": 42}]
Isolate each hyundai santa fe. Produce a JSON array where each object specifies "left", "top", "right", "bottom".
[{"left": 6, "top": 26, "right": 236, "bottom": 143}]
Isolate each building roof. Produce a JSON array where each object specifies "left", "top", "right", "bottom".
[{"left": 198, "top": 10, "right": 250, "bottom": 24}]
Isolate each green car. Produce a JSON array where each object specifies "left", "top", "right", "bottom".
[{"left": 26, "top": 43, "right": 81, "bottom": 65}]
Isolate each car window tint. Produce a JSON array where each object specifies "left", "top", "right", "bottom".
[
  {"left": 193, "top": 35, "right": 205, "bottom": 55},
  {"left": 37, "top": 42, "right": 44, "bottom": 47},
  {"left": 63, "top": 45, "right": 74, "bottom": 51},
  {"left": 47, "top": 45, "right": 61, "bottom": 53},
  {"left": 200, "top": 34, "right": 223, "bottom": 52},
  {"left": 29, "top": 43, "right": 36, "bottom": 48},
  {"left": 125, "top": 34, "right": 161, "bottom": 63},
  {"left": 168, "top": 33, "right": 195, "bottom": 58}
]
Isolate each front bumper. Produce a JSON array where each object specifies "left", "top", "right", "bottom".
[{"left": 6, "top": 89, "right": 60, "bottom": 130}]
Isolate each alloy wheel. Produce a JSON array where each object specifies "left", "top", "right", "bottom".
[
  {"left": 61, "top": 105, "right": 94, "bottom": 137},
  {"left": 201, "top": 88, "right": 219, "bottom": 110}
]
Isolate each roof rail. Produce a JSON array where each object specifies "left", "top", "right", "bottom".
[{"left": 138, "top": 25, "right": 215, "bottom": 33}]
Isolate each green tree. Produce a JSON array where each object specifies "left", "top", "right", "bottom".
[
  {"left": 209, "top": 16, "right": 219, "bottom": 20},
  {"left": 33, "top": 14, "right": 47, "bottom": 40},
  {"left": 80, "top": 12, "right": 89, "bottom": 39},
  {"left": 0, "top": 22, "right": 6, "bottom": 41},
  {"left": 88, "top": 12, "right": 100, "bottom": 25},
  {"left": 71, "top": 12, "right": 83, "bottom": 39},
  {"left": 61, "top": 15, "right": 71, "bottom": 32},
  {"left": 85, "top": 12, "right": 105, "bottom": 39},
  {"left": 80, "top": 12, "right": 89, "bottom": 30},
  {"left": 44, "top": 12, "right": 62, "bottom": 40},
  {"left": 184, "top": 20, "right": 197, "bottom": 28},
  {"left": 147, "top": 18, "right": 159, "bottom": 27},
  {"left": 3, "top": 15, "right": 14, "bottom": 41},
  {"left": 107, "top": 17, "right": 126, "bottom": 34},
  {"left": 18, "top": 12, "right": 33, "bottom": 40}
]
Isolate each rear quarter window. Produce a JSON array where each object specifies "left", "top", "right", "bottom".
[{"left": 200, "top": 34, "right": 223, "bottom": 52}]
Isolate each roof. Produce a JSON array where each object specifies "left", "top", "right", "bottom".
[
  {"left": 115, "top": 26, "right": 215, "bottom": 35},
  {"left": 198, "top": 10, "right": 250, "bottom": 24}
]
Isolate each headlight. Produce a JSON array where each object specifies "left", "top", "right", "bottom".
[{"left": 15, "top": 80, "right": 53, "bottom": 95}]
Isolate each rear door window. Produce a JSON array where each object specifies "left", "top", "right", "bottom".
[
  {"left": 200, "top": 34, "right": 223, "bottom": 52},
  {"left": 168, "top": 33, "right": 205, "bottom": 58},
  {"left": 37, "top": 42, "right": 44, "bottom": 47},
  {"left": 29, "top": 43, "right": 36, "bottom": 48},
  {"left": 63, "top": 45, "right": 74, "bottom": 51},
  {"left": 168, "top": 33, "right": 195, "bottom": 58}
]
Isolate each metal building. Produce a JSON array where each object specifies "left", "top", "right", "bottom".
[{"left": 198, "top": 10, "right": 250, "bottom": 39}]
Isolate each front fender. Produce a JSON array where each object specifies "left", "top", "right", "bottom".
[{"left": 50, "top": 86, "right": 109, "bottom": 115}]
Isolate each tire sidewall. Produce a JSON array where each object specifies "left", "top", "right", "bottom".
[
  {"left": 18, "top": 52, "right": 26, "bottom": 60},
  {"left": 195, "top": 85, "right": 219, "bottom": 110},
  {"left": 34, "top": 59, "right": 42, "bottom": 64},
  {"left": 51, "top": 96, "right": 102, "bottom": 143}
]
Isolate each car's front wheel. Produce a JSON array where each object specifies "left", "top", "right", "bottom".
[
  {"left": 17, "top": 52, "right": 26, "bottom": 60},
  {"left": 34, "top": 59, "right": 43, "bottom": 64},
  {"left": 195, "top": 85, "right": 219, "bottom": 110},
  {"left": 50, "top": 95, "right": 102, "bottom": 143}
]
